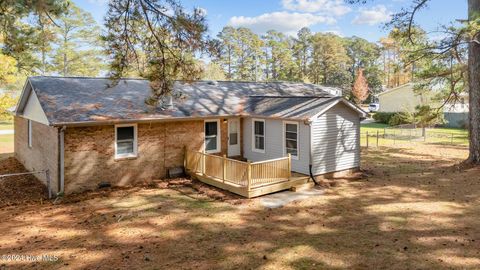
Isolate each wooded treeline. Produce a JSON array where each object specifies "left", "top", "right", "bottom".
[
  {"left": 0, "top": 0, "right": 433, "bottom": 104},
  {"left": 0, "top": 2, "right": 104, "bottom": 91},
  {"left": 210, "top": 26, "right": 388, "bottom": 99}
]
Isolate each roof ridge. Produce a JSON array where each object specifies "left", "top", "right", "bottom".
[
  {"left": 28, "top": 76, "right": 342, "bottom": 89},
  {"left": 29, "top": 75, "right": 147, "bottom": 81},
  {"left": 248, "top": 95, "right": 335, "bottom": 98}
]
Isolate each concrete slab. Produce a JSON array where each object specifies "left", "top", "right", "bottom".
[{"left": 259, "top": 187, "right": 324, "bottom": 208}]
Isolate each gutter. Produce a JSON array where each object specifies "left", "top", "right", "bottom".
[
  {"left": 49, "top": 114, "right": 314, "bottom": 128},
  {"left": 305, "top": 120, "right": 318, "bottom": 186},
  {"left": 58, "top": 126, "right": 66, "bottom": 194}
]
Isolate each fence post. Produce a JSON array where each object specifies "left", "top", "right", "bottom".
[
  {"left": 222, "top": 154, "right": 227, "bottom": 183},
  {"left": 393, "top": 130, "right": 396, "bottom": 145},
  {"left": 366, "top": 131, "right": 369, "bottom": 148},
  {"left": 376, "top": 130, "right": 379, "bottom": 147},
  {"left": 45, "top": 170, "right": 52, "bottom": 199},
  {"left": 247, "top": 161, "right": 252, "bottom": 191},
  {"left": 383, "top": 128, "right": 386, "bottom": 138},
  {"left": 288, "top": 153, "right": 292, "bottom": 178}
]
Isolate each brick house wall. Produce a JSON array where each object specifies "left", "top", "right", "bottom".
[
  {"left": 14, "top": 116, "right": 59, "bottom": 192},
  {"left": 63, "top": 120, "right": 213, "bottom": 193}
]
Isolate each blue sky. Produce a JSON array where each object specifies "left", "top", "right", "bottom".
[{"left": 76, "top": 0, "right": 467, "bottom": 42}]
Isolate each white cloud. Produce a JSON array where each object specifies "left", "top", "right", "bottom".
[
  {"left": 282, "top": 0, "right": 351, "bottom": 16},
  {"left": 352, "top": 5, "right": 392, "bottom": 25},
  {"left": 323, "top": 29, "right": 343, "bottom": 37},
  {"left": 197, "top": 7, "right": 207, "bottom": 16},
  {"left": 228, "top": 11, "right": 335, "bottom": 35}
]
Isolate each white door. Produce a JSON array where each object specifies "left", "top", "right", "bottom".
[{"left": 228, "top": 118, "right": 240, "bottom": 156}]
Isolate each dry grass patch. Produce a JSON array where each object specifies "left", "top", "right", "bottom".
[{"left": 1, "top": 144, "right": 480, "bottom": 269}]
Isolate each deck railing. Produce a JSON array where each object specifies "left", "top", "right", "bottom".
[{"left": 185, "top": 150, "right": 291, "bottom": 190}]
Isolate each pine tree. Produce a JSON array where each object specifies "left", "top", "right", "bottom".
[
  {"left": 352, "top": 68, "right": 369, "bottom": 104},
  {"left": 50, "top": 3, "right": 104, "bottom": 76},
  {"left": 103, "top": 0, "right": 212, "bottom": 104}
]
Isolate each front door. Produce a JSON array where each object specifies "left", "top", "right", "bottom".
[{"left": 228, "top": 118, "right": 240, "bottom": 156}]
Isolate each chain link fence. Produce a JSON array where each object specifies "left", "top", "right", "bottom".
[{"left": 360, "top": 128, "right": 468, "bottom": 148}]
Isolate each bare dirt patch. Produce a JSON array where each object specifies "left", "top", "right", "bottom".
[
  {"left": 1, "top": 144, "right": 480, "bottom": 269},
  {"left": 0, "top": 157, "right": 47, "bottom": 207}
]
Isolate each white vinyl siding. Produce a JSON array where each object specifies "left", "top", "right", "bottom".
[
  {"left": 204, "top": 120, "right": 220, "bottom": 153},
  {"left": 243, "top": 117, "right": 310, "bottom": 174},
  {"left": 115, "top": 124, "right": 138, "bottom": 159},
  {"left": 310, "top": 102, "right": 360, "bottom": 175},
  {"left": 22, "top": 90, "right": 49, "bottom": 125}
]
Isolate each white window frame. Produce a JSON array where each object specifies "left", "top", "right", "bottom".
[
  {"left": 283, "top": 121, "right": 299, "bottom": 160},
  {"left": 204, "top": 119, "right": 221, "bottom": 154},
  {"left": 252, "top": 118, "right": 266, "bottom": 153},
  {"left": 27, "top": 119, "right": 32, "bottom": 148},
  {"left": 114, "top": 124, "right": 138, "bottom": 159}
]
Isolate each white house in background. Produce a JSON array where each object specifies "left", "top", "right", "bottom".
[
  {"left": 377, "top": 83, "right": 469, "bottom": 128},
  {"left": 377, "top": 83, "right": 432, "bottom": 113}
]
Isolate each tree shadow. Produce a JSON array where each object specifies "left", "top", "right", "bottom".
[{"left": 1, "top": 142, "right": 479, "bottom": 269}]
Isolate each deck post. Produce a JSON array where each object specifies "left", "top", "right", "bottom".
[
  {"left": 223, "top": 154, "right": 227, "bottom": 182},
  {"left": 247, "top": 161, "right": 252, "bottom": 191},
  {"left": 287, "top": 153, "right": 292, "bottom": 178}
]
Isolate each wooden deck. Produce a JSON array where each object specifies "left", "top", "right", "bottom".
[{"left": 185, "top": 150, "right": 311, "bottom": 198}]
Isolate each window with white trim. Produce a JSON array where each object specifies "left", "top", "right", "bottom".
[
  {"left": 27, "top": 119, "right": 32, "bottom": 148},
  {"left": 205, "top": 120, "right": 220, "bottom": 153},
  {"left": 115, "top": 124, "right": 137, "bottom": 158},
  {"left": 253, "top": 119, "right": 265, "bottom": 152},
  {"left": 284, "top": 122, "right": 298, "bottom": 158}
]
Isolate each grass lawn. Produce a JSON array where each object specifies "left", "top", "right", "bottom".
[
  {"left": 361, "top": 122, "right": 469, "bottom": 146},
  {"left": 0, "top": 134, "right": 13, "bottom": 157},
  {"left": 0, "top": 143, "right": 479, "bottom": 269},
  {"left": 0, "top": 120, "right": 13, "bottom": 130}
]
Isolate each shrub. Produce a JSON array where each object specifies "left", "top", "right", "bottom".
[
  {"left": 0, "top": 93, "right": 16, "bottom": 121},
  {"left": 388, "top": 113, "right": 411, "bottom": 126},
  {"left": 372, "top": 112, "right": 395, "bottom": 124}
]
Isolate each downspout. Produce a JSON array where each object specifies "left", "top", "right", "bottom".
[
  {"left": 306, "top": 120, "right": 318, "bottom": 185},
  {"left": 58, "top": 126, "right": 66, "bottom": 194}
]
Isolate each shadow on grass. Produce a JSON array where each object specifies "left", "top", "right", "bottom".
[{"left": 0, "top": 145, "right": 479, "bottom": 269}]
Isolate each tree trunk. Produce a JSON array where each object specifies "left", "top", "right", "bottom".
[{"left": 468, "top": 0, "right": 480, "bottom": 163}]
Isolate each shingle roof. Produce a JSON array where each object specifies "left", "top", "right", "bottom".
[
  {"left": 20, "top": 76, "right": 358, "bottom": 125},
  {"left": 246, "top": 96, "right": 341, "bottom": 119}
]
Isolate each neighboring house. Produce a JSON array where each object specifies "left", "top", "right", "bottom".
[
  {"left": 443, "top": 92, "right": 469, "bottom": 128},
  {"left": 377, "top": 83, "right": 433, "bottom": 113},
  {"left": 14, "top": 76, "right": 366, "bottom": 195},
  {"left": 378, "top": 83, "right": 468, "bottom": 128}
]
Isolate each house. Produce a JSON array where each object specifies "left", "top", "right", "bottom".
[
  {"left": 377, "top": 83, "right": 432, "bottom": 113},
  {"left": 14, "top": 76, "right": 367, "bottom": 196},
  {"left": 377, "top": 83, "right": 468, "bottom": 128}
]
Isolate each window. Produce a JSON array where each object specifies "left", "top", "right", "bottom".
[
  {"left": 115, "top": 124, "right": 137, "bottom": 158},
  {"left": 284, "top": 122, "right": 298, "bottom": 158},
  {"left": 205, "top": 120, "right": 220, "bottom": 153},
  {"left": 252, "top": 119, "right": 265, "bottom": 153},
  {"left": 27, "top": 119, "right": 32, "bottom": 148}
]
